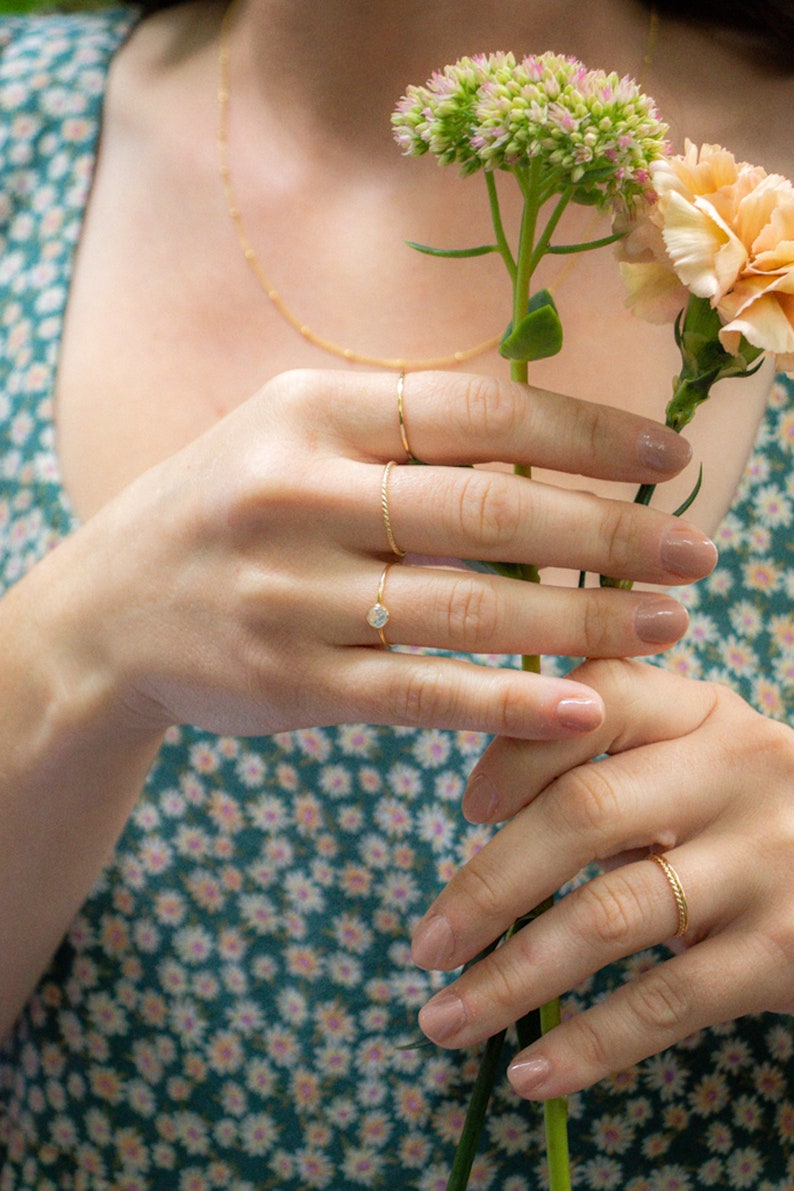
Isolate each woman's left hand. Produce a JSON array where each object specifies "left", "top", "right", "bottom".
[{"left": 411, "top": 658, "right": 794, "bottom": 1099}]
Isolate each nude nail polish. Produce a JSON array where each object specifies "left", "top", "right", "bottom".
[
  {"left": 412, "top": 913, "right": 455, "bottom": 970},
  {"left": 418, "top": 990, "right": 467, "bottom": 1043},
  {"left": 659, "top": 527, "right": 718, "bottom": 578}
]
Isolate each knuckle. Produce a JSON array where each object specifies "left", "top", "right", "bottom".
[
  {"left": 552, "top": 764, "right": 622, "bottom": 847},
  {"left": 398, "top": 666, "right": 450, "bottom": 727},
  {"left": 461, "top": 375, "right": 519, "bottom": 442},
  {"left": 454, "top": 859, "right": 508, "bottom": 925},
  {"left": 628, "top": 964, "right": 694, "bottom": 1034},
  {"left": 456, "top": 471, "right": 523, "bottom": 551},
  {"left": 569, "top": 1009, "right": 614, "bottom": 1075},
  {"left": 444, "top": 578, "right": 499, "bottom": 652},
  {"left": 598, "top": 501, "right": 641, "bottom": 576},
  {"left": 573, "top": 872, "right": 644, "bottom": 949},
  {"left": 579, "top": 594, "right": 616, "bottom": 657}
]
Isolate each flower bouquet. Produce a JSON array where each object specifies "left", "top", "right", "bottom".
[{"left": 392, "top": 50, "right": 794, "bottom": 1191}]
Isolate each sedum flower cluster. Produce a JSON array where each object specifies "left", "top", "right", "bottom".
[
  {"left": 619, "top": 140, "right": 794, "bottom": 372},
  {"left": 392, "top": 50, "right": 668, "bottom": 210}
]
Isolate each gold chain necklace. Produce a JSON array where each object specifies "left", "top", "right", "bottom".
[{"left": 217, "top": 4, "right": 658, "bottom": 372}]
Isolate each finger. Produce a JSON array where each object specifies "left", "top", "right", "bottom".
[
  {"left": 324, "top": 646, "right": 608, "bottom": 739},
  {"left": 412, "top": 687, "right": 729, "bottom": 971},
  {"left": 462, "top": 659, "right": 720, "bottom": 822},
  {"left": 318, "top": 370, "right": 693, "bottom": 481},
  {"left": 351, "top": 565, "right": 689, "bottom": 659},
  {"left": 416, "top": 843, "right": 743, "bottom": 1052},
  {"left": 506, "top": 930, "right": 772, "bottom": 1099},
  {"left": 376, "top": 464, "right": 716, "bottom": 584}
]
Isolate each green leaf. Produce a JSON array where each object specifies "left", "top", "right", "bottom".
[
  {"left": 405, "top": 240, "right": 498, "bottom": 259},
  {"left": 500, "top": 288, "right": 563, "bottom": 362}
]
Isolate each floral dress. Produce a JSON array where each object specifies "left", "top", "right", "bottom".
[{"left": 0, "top": 11, "right": 793, "bottom": 1191}]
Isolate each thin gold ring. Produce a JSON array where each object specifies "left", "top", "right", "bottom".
[
  {"left": 366, "top": 562, "right": 396, "bottom": 648},
  {"left": 648, "top": 852, "right": 689, "bottom": 937},
  {"left": 397, "top": 371, "right": 416, "bottom": 461},
  {"left": 381, "top": 461, "right": 406, "bottom": 558}
]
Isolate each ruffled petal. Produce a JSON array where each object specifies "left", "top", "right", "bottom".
[
  {"left": 662, "top": 191, "right": 747, "bottom": 300},
  {"left": 619, "top": 260, "right": 688, "bottom": 323}
]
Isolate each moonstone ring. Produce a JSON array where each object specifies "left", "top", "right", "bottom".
[{"left": 366, "top": 562, "right": 396, "bottom": 648}]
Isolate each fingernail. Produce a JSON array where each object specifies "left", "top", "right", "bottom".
[
  {"left": 555, "top": 695, "right": 603, "bottom": 732},
  {"left": 659, "top": 526, "right": 718, "bottom": 578},
  {"left": 412, "top": 913, "right": 455, "bottom": 970},
  {"left": 508, "top": 1054, "right": 552, "bottom": 1097},
  {"left": 634, "top": 596, "right": 689, "bottom": 644},
  {"left": 637, "top": 427, "right": 692, "bottom": 473},
  {"left": 463, "top": 772, "right": 498, "bottom": 822},
  {"left": 419, "top": 990, "right": 467, "bottom": 1043}
]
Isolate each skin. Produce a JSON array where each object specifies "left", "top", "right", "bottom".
[{"left": 2, "top": 0, "right": 793, "bottom": 1092}]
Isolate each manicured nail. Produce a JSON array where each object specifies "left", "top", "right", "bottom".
[
  {"left": 508, "top": 1054, "right": 552, "bottom": 1097},
  {"left": 637, "top": 427, "right": 692, "bottom": 473},
  {"left": 634, "top": 596, "right": 689, "bottom": 644},
  {"left": 463, "top": 772, "right": 498, "bottom": 821},
  {"left": 555, "top": 695, "right": 603, "bottom": 732},
  {"left": 419, "top": 990, "right": 467, "bottom": 1043},
  {"left": 659, "top": 526, "right": 718, "bottom": 578},
  {"left": 412, "top": 913, "right": 455, "bottom": 970}
]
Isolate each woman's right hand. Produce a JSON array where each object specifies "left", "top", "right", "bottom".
[{"left": 37, "top": 368, "right": 714, "bottom": 742}]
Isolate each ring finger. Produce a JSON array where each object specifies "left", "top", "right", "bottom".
[{"left": 352, "top": 561, "right": 690, "bottom": 658}]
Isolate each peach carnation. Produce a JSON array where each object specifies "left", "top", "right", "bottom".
[{"left": 619, "top": 140, "right": 794, "bottom": 373}]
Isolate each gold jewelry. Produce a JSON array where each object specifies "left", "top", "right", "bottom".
[
  {"left": 381, "top": 461, "right": 406, "bottom": 558},
  {"left": 396, "top": 372, "right": 417, "bottom": 460},
  {"left": 366, "top": 562, "right": 396, "bottom": 647},
  {"left": 648, "top": 852, "right": 689, "bottom": 937},
  {"left": 217, "top": 4, "right": 658, "bottom": 372},
  {"left": 217, "top": 5, "right": 501, "bottom": 371}
]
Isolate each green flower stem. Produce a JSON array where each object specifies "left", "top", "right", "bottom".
[
  {"left": 485, "top": 172, "right": 517, "bottom": 282},
  {"left": 445, "top": 1029, "right": 508, "bottom": 1191}
]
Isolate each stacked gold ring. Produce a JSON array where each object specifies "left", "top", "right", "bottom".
[
  {"left": 648, "top": 852, "right": 689, "bottom": 937},
  {"left": 381, "top": 461, "right": 406, "bottom": 558}
]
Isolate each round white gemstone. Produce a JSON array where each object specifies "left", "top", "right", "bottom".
[{"left": 366, "top": 603, "right": 389, "bottom": 629}]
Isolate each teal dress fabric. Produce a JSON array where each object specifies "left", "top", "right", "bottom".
[{"left": 1, "top": 12, "right": 793, "bottom": 1191}]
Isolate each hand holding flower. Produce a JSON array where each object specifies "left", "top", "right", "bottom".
[{"left": 413, "top": 659, "right": 794, "bottom": 1097}]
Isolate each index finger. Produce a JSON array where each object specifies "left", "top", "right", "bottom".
[{"left": 323, "top": 370, "right": 692, "bottom": 482}]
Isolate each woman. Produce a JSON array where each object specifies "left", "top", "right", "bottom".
[{"left": 0, "top": 0, "right": 791, "bottom": 1186}]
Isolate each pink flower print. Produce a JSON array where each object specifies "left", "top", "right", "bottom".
[
  {"left": 342, "top": 805, "right": 366, "bottom": 833},
  {"left": 726, "top": 1147, "right": 763, "bottom": 1187},
  {"left": 754, "top": 677, "right": 784, "bottom": 717},
  {"left": 99, "top": 915, "right": 130, "bottom": 957},
  {"left": 285, "top": 945, "right": 323, "bottom": 980},
  {"left": 754, "top": 1063, "right": 785, "bottom": 1100},
  {"left": 207, "top": 1031, "right": 243, "bottom": 1075},
  {"left": 744, "top": 561, "right": 781, "bottom": 591},
  {"left": 341, "top": 864, "right": 371, "bottom": 896},
  {"left": 375, "top": 797, "right": 413, "bottom": 837},
  {"left": 265, "top": 1026, "right": 299, "bottom": 1066},
  {"left": 334, "top": 914, "right": 373, "bottom": 954},
  {"left": 294, "top": 793, "right": 323, "bottom": 833},
  {"left": 209, "top": 790, "right": 243, "bottom": 834},
  {"left": 295, "top": 1149, "right": 334, "bottom": 1188},
  {"left": 187, "top": 871, "right": 225, "bottom": 913},
  {"left": 776, "top": 1101, "right": 794, "bottom": 1139},
  {"left": 154, "top": 891, "right": 186, "bottom": 926}
]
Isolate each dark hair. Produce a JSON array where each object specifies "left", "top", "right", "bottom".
[
  {"left": 126, "top": 0, "right": 794, "bottom": 72},
  {"left": 640, "top": 0, "right": 794, "bottom": 71}
]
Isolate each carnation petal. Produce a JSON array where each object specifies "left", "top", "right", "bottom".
[
  {"left": 662, "top": 191, "right": 747, "bottom": 300},
  {"left": 619, "top": 260, "right": 688, "bottom": 323},
  {"left": 719, "top": 290, "right": 794, "bottom": 360}
]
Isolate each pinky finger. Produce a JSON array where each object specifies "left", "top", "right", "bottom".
[
  {"left": 506, "top": 935, "right": 762, "bottom": 1099},
  {"left": 342, "top": 649, "right": 606, "bottom": 740}
]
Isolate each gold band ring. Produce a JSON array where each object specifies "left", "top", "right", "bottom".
[
  {"left": 366, "top": 562, "right": 396, "bottom": 648},
  {"left": 397, "top": 371, "right": 416, "bottom": 461},
  {"left": 648, "top": 852, "right": 689, "bottom": 937},
  {"left": 381, "top": 461, "right": 406, "bottom": 558}
]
